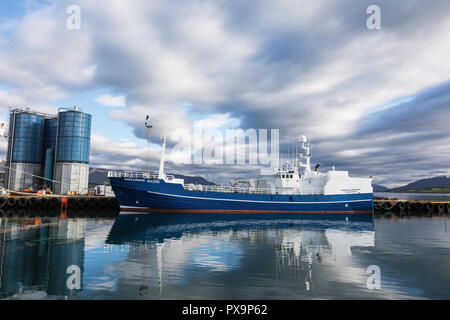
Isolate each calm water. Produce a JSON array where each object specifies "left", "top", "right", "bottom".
[
  {"left": 0, "top": 212, "right": 449, "bottom": 300},
  {"left": 375, "top": 192, "right": 450, "bottom": 201}
]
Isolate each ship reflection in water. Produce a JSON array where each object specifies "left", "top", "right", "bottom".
[
  {"left": 1, "top": 213, "right": 449, "bottom": 299},
  {"left": 104, "top": 214, "right": 375, "bottom": 299}
]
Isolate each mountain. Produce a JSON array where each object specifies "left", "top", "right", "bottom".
[
  {"left": 390, "top": 175, "right": 450, "bottom": 192},
  {"left": 372, "top": 184, "right": 390, "bottom": 192},
  {"left": 89, "top": 167, "right": 111, "bottom": 185},
  {"left": 171, "top": 174, "right": 216, "bottom": 185},
  {"left": 88, "top": 167, "right": 216, "bottom": 186}
]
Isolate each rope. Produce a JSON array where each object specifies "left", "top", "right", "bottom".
[{"left": 382, "top": 200, "right": 397, "bottom": 210}]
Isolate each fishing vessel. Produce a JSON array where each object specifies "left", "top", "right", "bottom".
[{"left": 108, "top": 134, "right": 373, "bottom": 215}]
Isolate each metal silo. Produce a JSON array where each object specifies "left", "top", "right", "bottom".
[
  {"left": 43, "top": 118, "right": 58, "bottom": 185},
  {"left": 53, "top": 107, "right": 91, "bottom": 194},
  {"left": 6, "top": 109, "right": 45, "bottom": 191}
]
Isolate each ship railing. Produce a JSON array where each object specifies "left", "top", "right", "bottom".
[
  {"left": 183, "top": 184, "right": 324, "bottom": 195},
  {"left": 107, "top": 171, "right": 159, "bottom": 179},
  {"left": 183, "top": 184, "right": 271, "bottom": 194},
  {"left": 107, "top": 171, "right": 181, "bottom": 181},
  {"left": 271, "top": 188, "right": 324, "bottom": 195}
]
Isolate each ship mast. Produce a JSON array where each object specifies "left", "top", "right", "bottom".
[
  {"left": 145, "top": 115, "right": 153, "bottom": 177},
  {"left": 298, "top": 135, "right": 311, "bottom": 175},
  {"left": 158, "top": 136, "right": 167, "bottom": 180}
]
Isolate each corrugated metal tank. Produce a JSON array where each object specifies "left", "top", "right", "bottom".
[
  {"left": 8, "top": 112, "right": 45, "bottom": 164},
  {"left": 56, "top": 111, "right": 91, "bottom": 163},
  {"left": 6, "top": 111, "right": 45, "bottom": 190},
  {"left": 53, "top": 110, "right": 92, "bottom": 194}
]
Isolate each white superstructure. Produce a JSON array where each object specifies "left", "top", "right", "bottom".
[{"left": 273, "top": 136, "right": 372, "bottom": 195}]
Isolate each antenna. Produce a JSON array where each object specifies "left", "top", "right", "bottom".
[
  {"left": 145, "top": 115, "right": 153, "bottom": 177},
  {"left": 287, "top": 143, "right": 290, "bottom": 169},
  {"left": 308, "top": 135, "right": 312, "bottom": 157},
  {"left": 291, "top": 143, "right": 295, "bottom": 166}
]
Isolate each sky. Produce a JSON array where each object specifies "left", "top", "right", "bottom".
[{"left": 0, "top": 0, "right": 449, "bottom": 187}]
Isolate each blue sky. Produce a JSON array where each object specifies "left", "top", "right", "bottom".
[
  {"left": 0, "top": 2, "right": 24, "bottom": 18},
  {"left": 0, "top": 0, "right": 450, "bottom": 187}
]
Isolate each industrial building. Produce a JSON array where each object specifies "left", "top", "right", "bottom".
[{"left": 5, "top": 107, "right": 91, "bottom": 194}]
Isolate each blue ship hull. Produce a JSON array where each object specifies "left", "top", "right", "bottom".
[{"left": 110, "top": 177, "right": 373, "bottom": 215}]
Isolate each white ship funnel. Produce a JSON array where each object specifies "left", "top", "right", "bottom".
[{"left": 158, "top": 136, "right": 167, "bottom": 179}]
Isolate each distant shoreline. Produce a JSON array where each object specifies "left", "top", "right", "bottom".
[
  {"left": 374, "top": 191, "right": 450, "bottom": 201},
  {"left": 380, "top": 188, "right": 450, "bottom": 194}
]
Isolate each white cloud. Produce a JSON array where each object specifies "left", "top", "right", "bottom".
[
  {"left": 91, "top": 134, "right": 147, "bottom": 159},
  {"left": 194, "top": 113, "right": 237, "bottom": 130},
  {"left": 0, "top": 89, "right": 59, "bottom": 115},
  {"left": 336, "top": 148, "right": 383, "bottom": 158},
  {"left": 94, "top": 94, "right": 126, "bottom": 107},
  {"left": 0, "top": 2, "right": 94, "bottom": 104},
  {"left": 0, "top": 0, "right": 449, "bottom": 184},
  {"left": 0, "top": 89, "right": 28, "bottom": 107}
]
